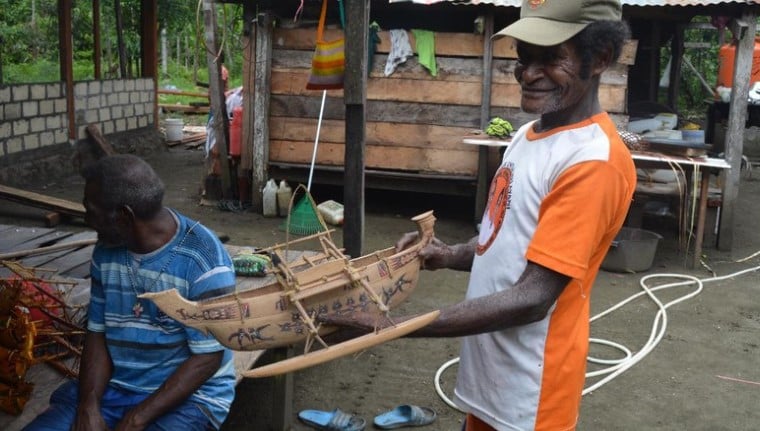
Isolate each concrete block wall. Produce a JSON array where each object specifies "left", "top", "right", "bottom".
[
  {"left": 73, "top": 78, "right": 154, "bottom": 139},
  {"left": 0, "top": 78, "right": 158, "bottom": 186},
  {"left": 0, "top": 83, "right": 69, "bottom": 157}
]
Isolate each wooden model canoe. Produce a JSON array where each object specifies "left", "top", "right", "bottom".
[
  {"left": 140, "top": 211, "right": 437, "bottom": 372},
  {"left": 243, "top": 310, "right": 440, "bottom": 378}
]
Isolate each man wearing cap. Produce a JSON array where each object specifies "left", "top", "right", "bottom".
[{"left": 321, "top": 0, "right": 635, "bottom": 430}]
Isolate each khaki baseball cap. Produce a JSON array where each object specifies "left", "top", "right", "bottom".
[{"left": 495, "top": 0, "right": 622, "bottom": 46}]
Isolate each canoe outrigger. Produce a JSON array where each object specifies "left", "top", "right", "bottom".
[{"left": 140, "top": 211, "right": 439, "bottom": 377}]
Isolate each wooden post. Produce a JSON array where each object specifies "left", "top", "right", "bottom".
[
  {"left": 114, "top": 0, "right": 127, "bottom": 78},
  {"left": 648, "top": 23, "right": 661, "bottom": 102},
  {"left": 93, "top": 0, "right": 101, "bottom": 79},
  {"left": 475, "top": 13, "right": 495, "bottom": 223},
  {"left": 666, "top": 23, "right": 684, "bottom": 111},
  {"left": 59, "top": 0, "right": 75, "bottom": 139},
  {"left": 241, "top": 4, "right": 257, "bottom": 204},
  {"left": 718, "top": 9, "right": 756, "bottom": 251},
  {"left": 203, "top": 0, "right": 232, "bottom": 199},
  {"left": 252, "top": 11, "right": 273, "bottom": 213},
  {"left": 270, "top": 347, "right": 294, "bottom": 430},
  {"left": 343, "top": 0, "right": 369, "bottom": 258},
  {"left": 140, "top": 0, "right": 158, "bottom": 128}
]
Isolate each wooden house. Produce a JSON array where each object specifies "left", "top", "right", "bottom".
[{"left": 228, "top": 0, "right": 758, "bottom": 254}]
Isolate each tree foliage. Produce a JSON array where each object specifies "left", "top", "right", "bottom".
[{"left": 0, "top": 0, "right": 212, "bottom": 82}]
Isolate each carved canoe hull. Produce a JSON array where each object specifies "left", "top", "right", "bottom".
[{"left": 140, "top": 211, "right": 436, "bottom": 353}]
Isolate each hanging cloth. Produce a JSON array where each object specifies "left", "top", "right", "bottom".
[
  {"left": 412, "top": 29, "right": 437, "bottom": 77},
  {"left": 384, "top": 29, "right": 414, "bottom": 77}
]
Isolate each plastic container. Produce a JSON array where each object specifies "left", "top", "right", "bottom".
[
  {"left": 317, "top": 200, "right": 344, "bottom": 225},
  {"left": 653, "top": 113, "right": 677, "bottom": 130},
  {"left": 627, "top": 113, "right": 677, "bottom": 134},
  {"left": 276, "top": 180, "right": 293, "bottom": 217},
  {"left": 229, "top": 106, "right": 243, "bottom": 157},
  {"left": 601, "top": 227, "right": 662, "bottom": 273},
  {"left": 165, "top": 118, "right": 184, "bottom": 141},
  {"left": 681, "top": 129, "right": 705, "bottom": 143},
  {"left": 262, "top": 179, "right": 278, "bottom": 217},
  {"left": 717, "top": 38, "right": 760, "bottom": 88}
]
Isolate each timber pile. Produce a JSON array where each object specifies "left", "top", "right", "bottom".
[
  {"left": 166, "top": 132, "right": 207, "bottom": 148},
  {"left": 268, "top": 28, "right": 636, "bottom": 178},
  {"left": 165, "top": 125, "right": 207, "bottom": 149},
  {"left": 159, "top": 104, "right": 210, "bottom": 114}
]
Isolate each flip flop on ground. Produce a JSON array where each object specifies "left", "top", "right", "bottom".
[
  {"left": 373, "top": 405, "right": 437, "bottom": 429},
  {"left": 297, "top": 408, "right": 366, "bottom": 431}
]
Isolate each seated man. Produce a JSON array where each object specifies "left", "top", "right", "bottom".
[{"left": 24, "top": 154, "right": 236, "bottom": 431}]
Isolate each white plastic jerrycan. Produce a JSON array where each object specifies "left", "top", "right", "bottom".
[
  {"left": 262, "top": 179, "right": 278, "bottom": 217},
  {"left": 276, "top": 180, "right": 293, "bottom": 217}
]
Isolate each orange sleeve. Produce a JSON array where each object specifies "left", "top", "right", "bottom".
[{"left": 526, "top": 160, "right": 631, "bottom": 279}]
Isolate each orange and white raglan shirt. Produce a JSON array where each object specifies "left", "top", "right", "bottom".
[{"left": 454, "top": 112, "right": 636, "bottom": 431}]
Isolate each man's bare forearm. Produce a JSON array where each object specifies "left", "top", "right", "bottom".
[
  {"left": 443, "top": 236, "right": 478, "bottom": 271},
  {"left": 78, "top": 331, "right": 113, "bottom": 408}
]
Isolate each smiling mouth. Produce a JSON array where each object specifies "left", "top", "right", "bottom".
[{"left": 522, "top": 87, "right": 555, "bottom": 94}]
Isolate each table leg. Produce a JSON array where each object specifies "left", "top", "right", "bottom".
[{"left": 691, "top": 168, "right": 711, "bottom": 268}]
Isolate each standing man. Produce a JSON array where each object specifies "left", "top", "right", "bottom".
[
  {"left": 321, "top": 1, "right": 636, "bottom": 430},
  {"left": 24, "top": 155, "right": 237, "bottom": 431}
]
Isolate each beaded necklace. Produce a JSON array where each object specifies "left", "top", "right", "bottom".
[{"left": 125, "top": 219, "right": 199, "bottom": 317}]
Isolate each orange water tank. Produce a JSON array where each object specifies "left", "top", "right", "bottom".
[
  {"left": 229, "top": 106, "right": 243, "bottom": 157},
  {"left": 717, "top": 38, "right": 760, "bottom": 88}
]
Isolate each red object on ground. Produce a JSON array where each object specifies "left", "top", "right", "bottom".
[{"left": 229, "top": 106, "right": 243, "bottom": 157}]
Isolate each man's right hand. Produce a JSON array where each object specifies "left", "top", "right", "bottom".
[
  {"left": 395, "top": 233, "right": 454, "bottom": 271},
  {"left": 396, "top": 233, "right": 478, "bottom": 272}
]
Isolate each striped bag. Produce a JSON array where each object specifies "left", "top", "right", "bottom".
[{"left": 306, "top": 0, "right": 345, "bottom": 90}]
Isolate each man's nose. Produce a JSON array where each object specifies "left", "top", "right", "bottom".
[{"left": 518, "top": 62, "right": 543, "bottom": 82}]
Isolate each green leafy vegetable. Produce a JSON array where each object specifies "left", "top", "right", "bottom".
[{"left": 485, "top": 117, "right": 514, "bottom": 138}]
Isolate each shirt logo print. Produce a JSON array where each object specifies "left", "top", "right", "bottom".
[{"left": 477, "top": 166, "right": 512, "bottom": 255}]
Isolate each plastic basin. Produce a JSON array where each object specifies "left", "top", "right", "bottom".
[{"left": 601, "top": 227, "right": 662, "bottom": 273}]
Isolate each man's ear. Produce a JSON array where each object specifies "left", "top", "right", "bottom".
[
  {"left": 592, "top": 45, "right": 614, "bottom": 76},
  {"left": 119, "top": 205, "right": 136, "bottom": 224}
]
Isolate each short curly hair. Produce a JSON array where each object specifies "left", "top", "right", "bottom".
[
  {"left": 82, "top": 154, "right": 164, "bottom": 219},
  {"left": 573, "top": 20, "right": 631, "bottom": 80}
]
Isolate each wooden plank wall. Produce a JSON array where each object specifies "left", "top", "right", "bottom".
[{"left": 268, "top": 28, "right": 635, "bottom": 178}]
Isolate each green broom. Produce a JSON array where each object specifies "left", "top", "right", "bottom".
[
  {"left": 281, "top": 183, "right": 327, "bottom": 236},
  {"left": 280, "top": 90, "right": 329, "bottom": 236}
]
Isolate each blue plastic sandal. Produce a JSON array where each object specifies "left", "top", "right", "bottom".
[
  {"left": 298, "top": 408, "right": 366, "bottom": 431},
  {"left": 373, "top": 405, "right": 437, "bottom": 429}
]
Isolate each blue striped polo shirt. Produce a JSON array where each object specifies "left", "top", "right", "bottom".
[{"left": 87, "top": 210, "right": 236, "bottom": 429}]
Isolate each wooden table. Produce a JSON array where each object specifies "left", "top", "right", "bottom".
[
  {"left": 461, "top": 137, "right": 731, "bottom": 268},
  {"left": 631, "top": 152, "right": 730, "bottom": 268}
]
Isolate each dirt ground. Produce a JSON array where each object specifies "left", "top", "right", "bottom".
[{"left": 3, "top": 147, "right": 760, "bottom": 430}]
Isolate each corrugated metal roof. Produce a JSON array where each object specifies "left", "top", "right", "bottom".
[{"left": 390, "top": 0, "right": 760, "bottom": 6}]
